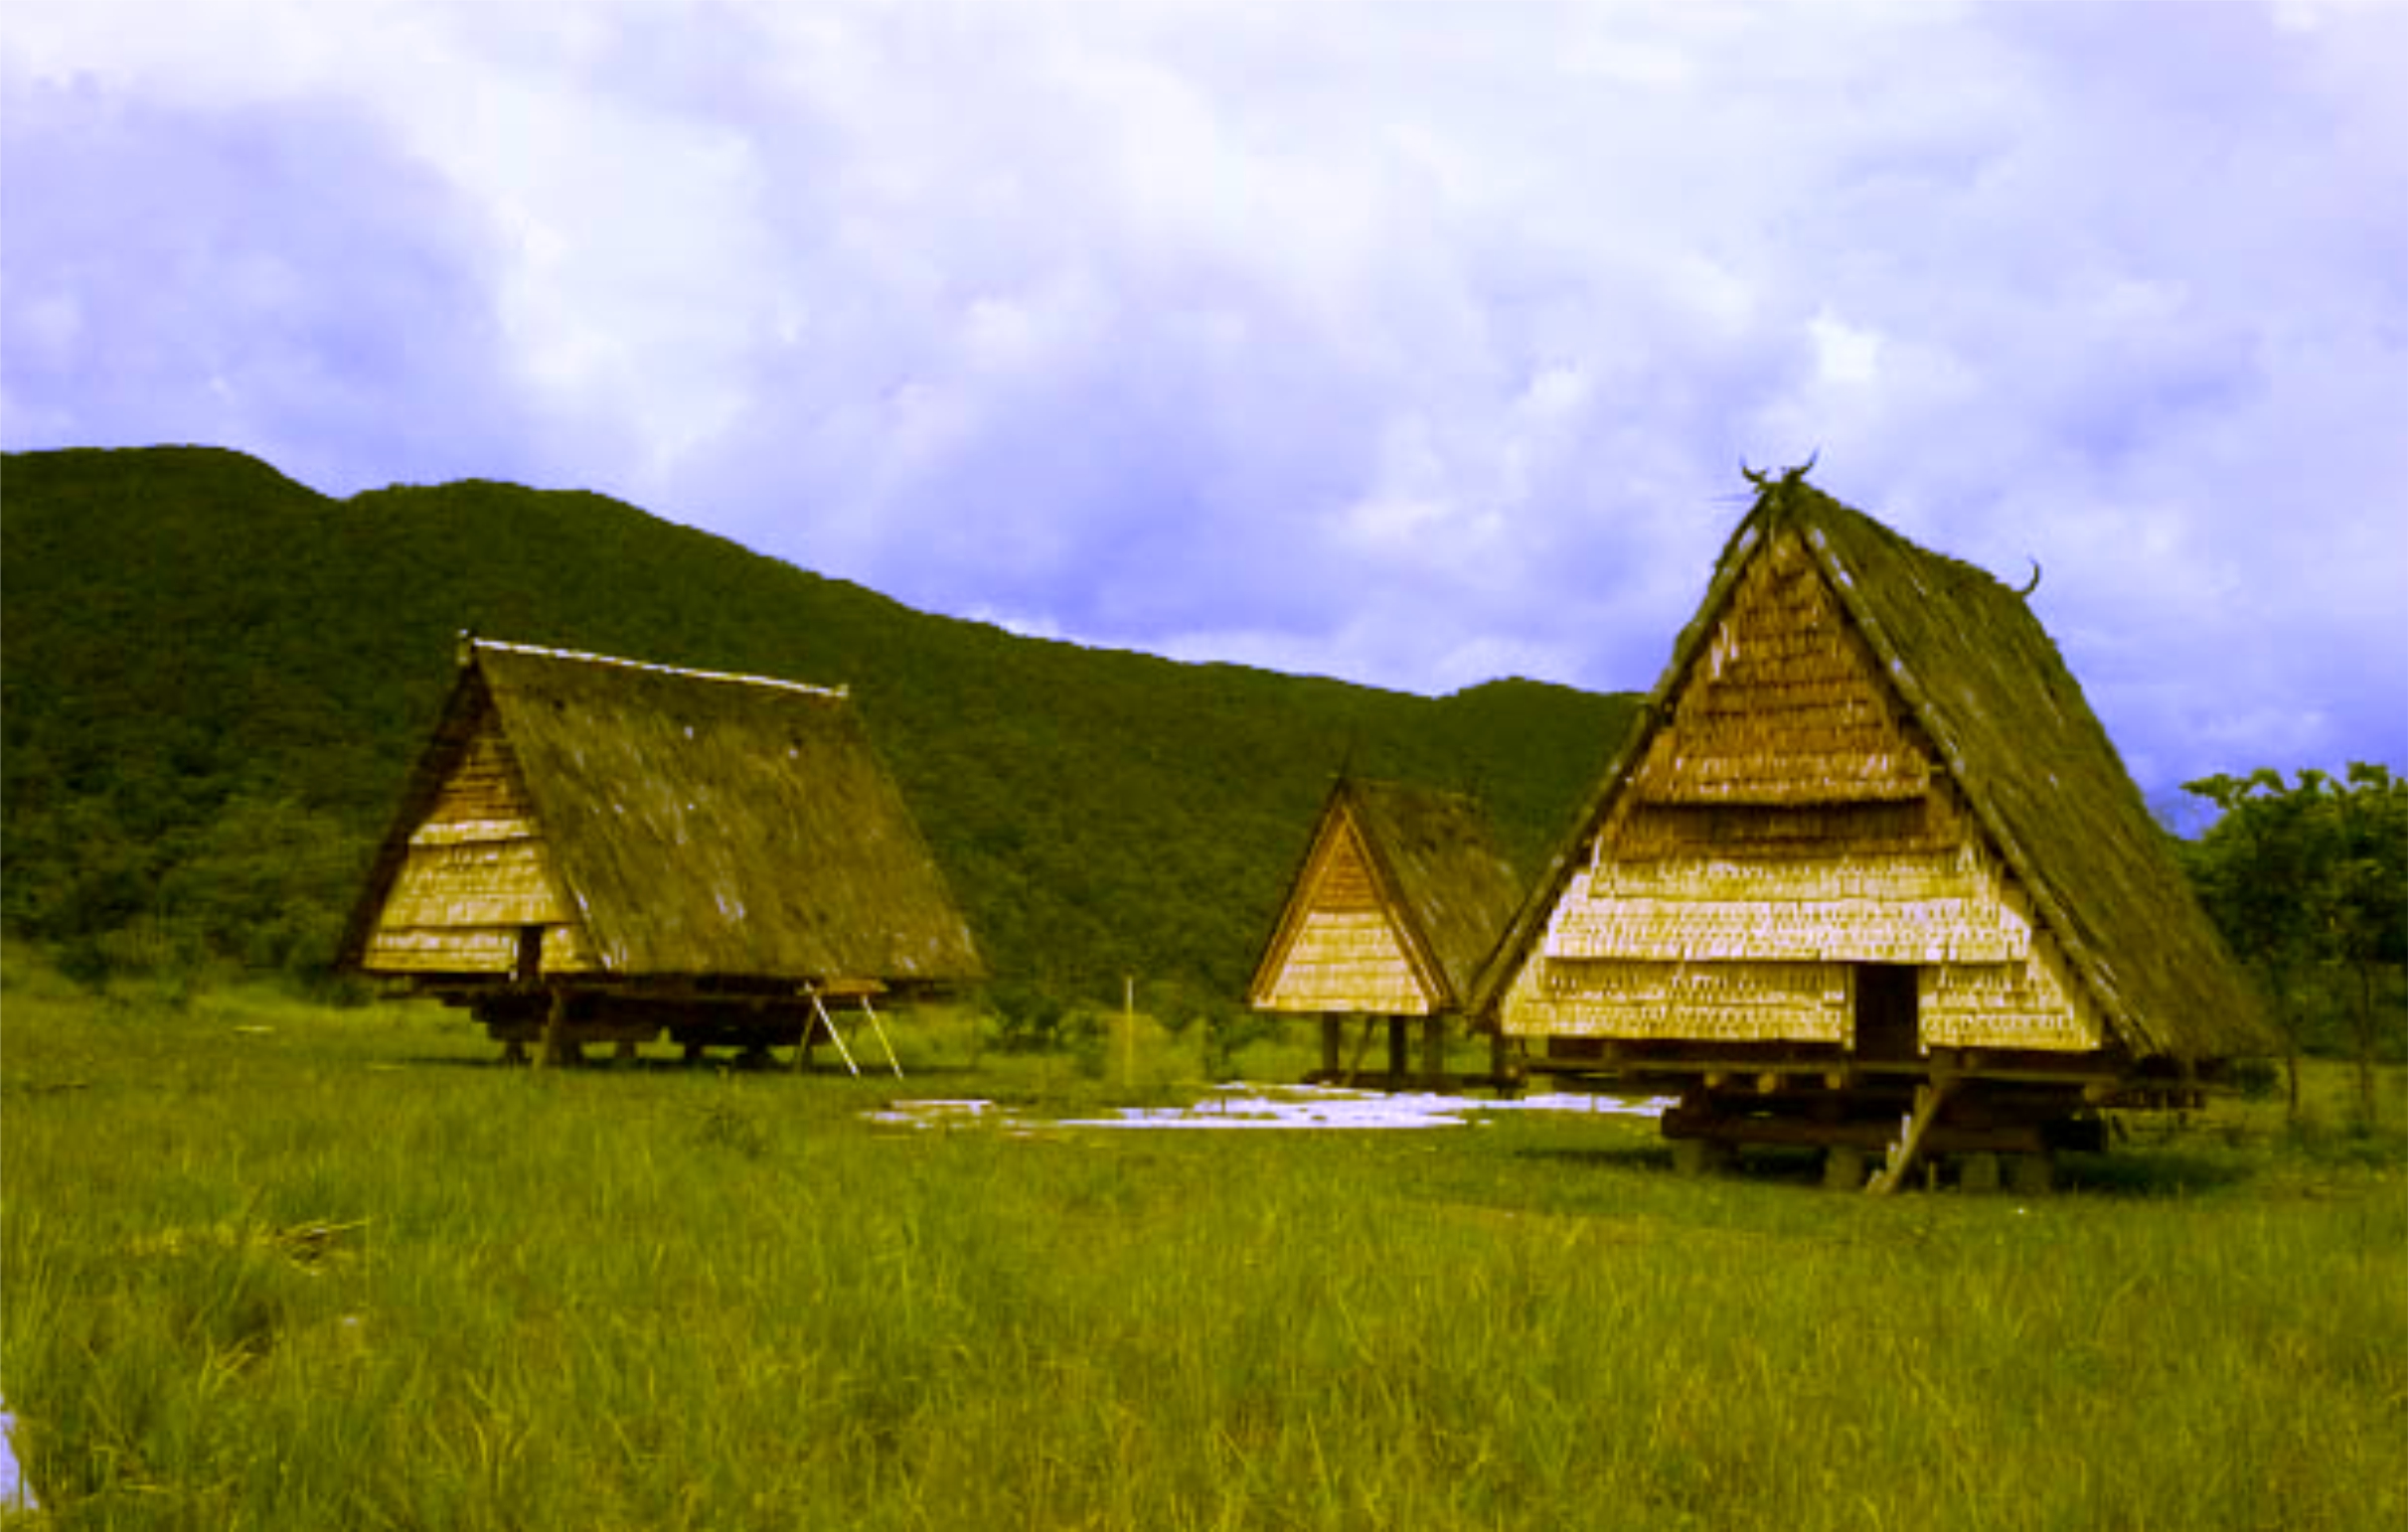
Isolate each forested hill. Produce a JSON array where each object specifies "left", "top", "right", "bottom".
[{"left": 2, "top": 445, "right": 1640, "bottom": 997}]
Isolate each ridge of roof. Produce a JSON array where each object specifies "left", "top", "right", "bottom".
[{"left": 464, "top": 635, "right": 850, "bottom": 698}]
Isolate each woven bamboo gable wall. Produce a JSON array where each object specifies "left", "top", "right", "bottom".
[
  {"left": 1250, "top": 777, "right": 1525, "bottom": 1018},
  {"left": 1253, "top": 812, "right": 1437, "bottom": 1015},
  {"left": 360, "top": 709, "right": 599, "bottom": 975},
  {"left": 1496, "top": 522, "right": 2103, "bottom": 1054}
]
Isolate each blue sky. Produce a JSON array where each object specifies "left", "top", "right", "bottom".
[{"left": 5, "top": 0, "right": 2403, "bottom": 812}]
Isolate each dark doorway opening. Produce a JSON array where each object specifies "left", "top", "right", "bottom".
[{"left": 1853, "top": 964, "right": 1919, "bottom": 1061}]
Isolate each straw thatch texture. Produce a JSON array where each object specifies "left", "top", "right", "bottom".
[
  {"left": 1475, "top": 474, "right": 2272, "bottom": 1066},
  {"left": 340, "top": 640, "right": 984, "bottom": 986},
  {"left": 1249, "top": 777, "right": 1525, "bottom": 1015}
]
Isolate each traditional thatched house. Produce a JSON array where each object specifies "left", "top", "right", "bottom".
[
  {"left": 337, "top": 638, "right": 983, "bottom": 1063},
  {"left": 1473, "top": 470, "right": 2274, "bottom": 1189},
  {"left": 1249, "top": 775, "right": 1525, "bottom": 1086}
]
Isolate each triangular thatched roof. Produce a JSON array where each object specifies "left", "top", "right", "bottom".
[
  {"left": 337, "top": 639, "right": 984, "bottom": 986},
  {"left": 1473, "top": 472, "right": 2272, "bottom": 1064},
  {"left": 1250, "top": 775, "right": 1525, "bottom": 1014}
]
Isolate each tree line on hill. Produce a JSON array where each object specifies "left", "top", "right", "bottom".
[
  {"left": 0, "top": 446, "right": 1631, "bottom": 1008},
  {"left": 3, "top": 446, "right": 2398, "bottom": 1088}
]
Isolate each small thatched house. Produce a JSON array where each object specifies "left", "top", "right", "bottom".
[
  {"left": 1472, "top": 470, "right": 2274, "bottom": 1189},
  {"left": 337, "top": 638, "right": 983, "bottom": 1062},
  {"left": 1249, "top": 776, "right": 1525, "bottom": 1086}
]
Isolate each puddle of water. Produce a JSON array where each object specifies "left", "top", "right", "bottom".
[
  {"left": 1, "top": 1402, "right": 32, "bottom": 1513},
  {"left": 867, "top": 1085, "right": 1672, "bottom": 1133}
]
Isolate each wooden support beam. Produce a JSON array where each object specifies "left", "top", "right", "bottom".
[
  {"left": 1869, "top": 1078, "right": 1959, "bottom": 1196},
  {"left": 1420, "top": 1017, "right": 1445, "bottom": 1087},
  {"left": 537, "top": 989, "right": 568, "bottom": 1069},
  {"left": 858, "top": 994, "right": 904, "bottom": 1079},
  {"left": 809, "top": 990, "right": 861, "bottom": 1077},
  {"left": 1320, "top": 1015, "right": 1342, "bottom": 1077}
]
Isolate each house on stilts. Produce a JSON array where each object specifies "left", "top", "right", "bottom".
[
  {"left": 1248, "top": 775, "right": 1526, "bottom": 1089},
  {"left": 336, "top": 638, "right": 984, "bottom": 1066},
  {"left": 1471, "top": 469, "right": 2276, "bottom": 1191}
]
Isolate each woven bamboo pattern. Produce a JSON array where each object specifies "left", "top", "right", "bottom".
[
  {"left": 364, "top": 716, "right": 600, "bottom": 973},
  {"left": 377, "top": 840, "right": 564, "bottom": 931},
  {"left": 1545, "top": 852, "right": 2032, "bottom": 967},
  {"left": 1248, "top": 778, "right": 1524, "bottom": 1014},
  {"left": 1919, "top": 939, "right": 2101, "bottom": 1051},
  {"left": 360, "top": 921, "right": 594, "bottom": 975},
  {"left": 1259, "top": 910, "right": 1433, "bottom": 1014},
  {"left": 1500, "top": 956, "right": 1847, "bottom": 1041},
  {"left": 360, "top": 927, "right": 519, "bottom": 973},
  {"left": 1632, "top": 532, "right": 1930, "bottom": 806},
  {"left": 1607, "top": 794, "right": 1959, "bottom": 862}
]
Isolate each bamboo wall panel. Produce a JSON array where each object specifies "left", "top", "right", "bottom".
[
  {"left": 361, "top": 922, "right": 594, "bottom": 975},
  {"left": 1608, "top": 795, "right": 1959, "bottom": 862},
  {"left": 363, "top": 714, "right": 600, "bottom": 976},
  {"left": 361, "top": 927, "right": 519, "bottom": 972},
  {"left": 378, "top": 840, "right": 564, "bottom": 930},
  {"left": 1543, "top": 859, "right": 2031, "bottom": 966},
  {"left": 1309, "top": 820, "right": 1380, "bottom": 911},
  {"left": 1919, "top": 938, "right": 2100, "bottom": 1051},
  {"left": 422, "top": 727, "right": 530, "bottom": 825},
  {"left": 1633, "top": 531, "right": 1931, "bottom": 806},
  {"left": 1501, "top": 955, "right": 1847, "bottom": 1041},
  {"left": 1259, "top": 910, "right": 1434, "bottom": 1014}
]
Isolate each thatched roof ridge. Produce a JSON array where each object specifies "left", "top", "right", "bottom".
[
  {"left": 1473, "top": 474, "right": 2272, "bottom": 1063},
  {"left": 338, "top": 638, "right": 983, "bottom": 985}
]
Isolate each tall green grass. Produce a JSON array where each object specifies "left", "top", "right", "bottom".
[{"left": 5, "top": 956, "right": 2402, "bottom": 1529}]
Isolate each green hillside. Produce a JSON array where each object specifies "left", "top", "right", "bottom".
[{"left": 1, "top": 445, "right": 1639, "bottom": 998}]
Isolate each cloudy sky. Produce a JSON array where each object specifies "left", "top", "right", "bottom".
[{"left": 5, "top": 0, "right": 2403, "bottom": 810}]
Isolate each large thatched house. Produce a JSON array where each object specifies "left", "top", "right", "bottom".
[
  {"left": 1249, "top": 775, "right": 1525, "bottom": 1085},
  {"left": 1472, "top": 470, "right": 2274, "bottom": 1189},
  {"left": 337, "top": 638, "right": 983, "bottom": 1062}
]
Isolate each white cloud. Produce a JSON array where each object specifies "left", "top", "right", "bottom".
[{"left": 4, "top": 0, "right": 2403, "bottom": 788}]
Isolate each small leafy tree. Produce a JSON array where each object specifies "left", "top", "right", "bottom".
[
  {"left": 2327, "top": 764, "right": 2408, "bottom": 1126},
  {"left": 2184, "top": 764, "right": 2408, "bottom": 1128},
  {"left": 2183, "top": 769, "right": 2338, "bottom": 1123}
]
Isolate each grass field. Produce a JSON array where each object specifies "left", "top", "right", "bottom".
[{"left": 4, "top": 953, "right": 2403, "bottom": 1530}]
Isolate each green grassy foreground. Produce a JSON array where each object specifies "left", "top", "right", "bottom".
[{"left": 4, "top": 959, "right": 2403, "bottom": 1530}]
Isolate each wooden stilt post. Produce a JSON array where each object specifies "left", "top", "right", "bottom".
[
  {"left": 1344, "top": 1015, "right": 1378, "bottom": 1088},
  {"left": 1385, "top": 1017, "right": 1409, "bottom": 1085},
  {"left": 538, "top": 989, "right": 568, "bottom": 1069},
  {"left": 1320, "top": 1014, "right": 1342, "bottom": 1078},
  {"left": 1420, "top": 1016, "right": 1445, "bottom": 1088}
]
